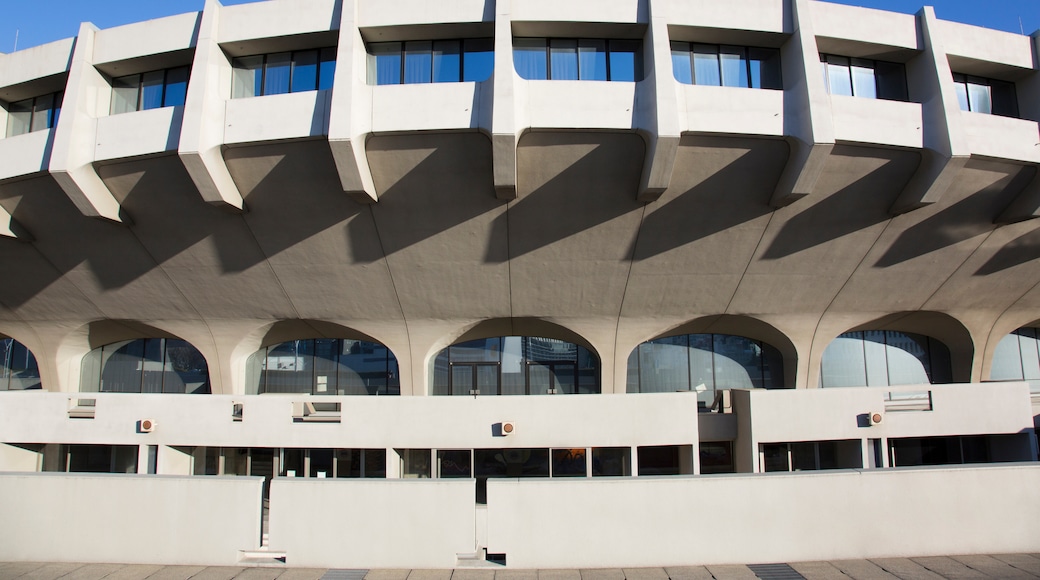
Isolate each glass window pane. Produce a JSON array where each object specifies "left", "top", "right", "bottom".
[
  {"left": 863, "top": 330, "right": 889, "bottom": 386},
  {"left": 748, "top": 47, "right": 781, "bottom": 89},
  {"left": 875, "top": 61, "right": 907, "bottom": 101},
  {"left": 433, "top": 40, "right": 461, "bottom": 83},
  {"left": 762, "top": 443, "right": 789, "bottom": 472},
  {"left": 671, "top": 42, "right": 693, "bottom": 84},
  {"left": 462, "top": 38, "right": 494, "bottom": 82},
  {"left": 111, "top": 74, "right": 140, "bottom": 114},
  {"left": 404, "top": 41, "right": 432, "bottom": 84},
  {"left": 692, "top": 44, "right": 720, "bottom": 86},
  {"left": 6, "top": 340, "right": 41, "bottom": 390},
  {"left": 990, "top": 333, "right": 1024, "bottom": 381},
  {"left": 552, "top": 448, "right": 586, "bottom": 477},
  {"left": 514, "top": 38, "right": 547, "bottom": 80},
  {"left": 438, "top": 450, "right": 472, "bottom": 477},
  {"left": 451, "top": 338, "right": 502, "bottom": 362},
  {"left": 790, "top": 442, "right": 817, "bottom": 471},
  {"left": 528, "top": 363, "right": 552, "bottom": 395},
  {"left": 264, "top": 52, "right": 292, "bottom": 95},
  {"left": 638, "top": 336, "right": 689, "bottom": 393},
  {"left": 164, "top": 338, "right": 208, "bottom": 394},
  {"left": 967, "top": 79, "right": 991, "bottom": 114},
  {"left": 477, "top": 364, "right": 499, "bottom": 395},
  {"left": 318, "top": 47, "right": 337, "bottom": 90},
  {"left": 139, "top": 338, "right": 164, "bottom": 394},
  {"left": 50, "top": 91, "right": 63, "bottom": 127},
  {"left": 688, "top": 334, "right": 715, "bottom": 405},
  {"left": 591, "top": 447, "right": 629, "bottom": 476},
  {"left": 713, "top": 334, "right": 760, "bottom": 390},
  {"left": 578, "top": 39, "right": 607, "bottom": 81},
  {"left": 163, "top": 66, "right": 189, "bottom": 107},
  {"left": 820, "top": 332, "right": 867, "bottom": 387},
  {"left": 550, "top": 39, "right": 578, "bottom": 80},
  {"left": 451, "top": 365, "right": 473, "bottom": 396},
  {"left": 826, "top": 60, "right": 852, "bottom": 96},
  {"left": 232, "top": 56, "right": 263, "bottom": 98},
  {"left": 102, "top": 341, "right": 144, "bottom": 393},
  {"left": 372, "top": 43, "right": 402, "bottom": 85},
  {"left": 954, "top": 80, "right": 970, "bottom": 111},
  {"left": 719, "top": 46, "right": 748, "bottom": 88},
  {"left": 850, "top": 60, "right": 876, "bottom": 98},
  {"left": 401, "top": 449, "right": 431, "bottom": 478},
  {"left": 6, "top": 98, "right": 32, "bottom": 137},
  {"left": 609, "top": 40, "right": 639, "bottom": 82},
  {"left": 291, "top": 50, "right": 319, "bottom": 92},
  {"left": 30, "top": 93, "right": 53, "bottom": 132},
  {"left": 885, "top": 331, "right": 931, "bottom": 385},
  {"left": 991, "top": 79, "right": 1018, "bottom": 117},
  {"left": 140, "top": 70, "right": 165, "bottom": 110},
  {"left": 1018, "top": 329, "right": 1040, "bottom": 381}
]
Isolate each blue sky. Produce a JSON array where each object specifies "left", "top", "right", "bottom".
[{"left": 0, "top": 0, "right": 1038, "bottom": 53}]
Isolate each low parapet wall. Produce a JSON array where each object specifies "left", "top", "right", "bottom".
[{"left": 0, "top": 473, "right": 263, "bottom": 566}]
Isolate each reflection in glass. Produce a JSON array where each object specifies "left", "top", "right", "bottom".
[
  {"left": 0, "top": 338, "right": 41, "bottom": 390},
  {"left": 81, "top": 339, "right": 210, "bottom": 394},
  {"left": 819, "top": 330, "right": 952, "bottom": 388},
  {"left": 248, "top": 338, "right": 399, "bottom": 396},
  {"left": 592, "top": 447, "right": 630, "bottom": 476},
  {"left": 552, "top": 448, "right": 586, "bottom": 477},
  {"left": 990, "top": 327, "right": 1040, "bottom": 393},
  {"left": 514, "top": 38, "right": 641, "bottom": 81},
  {"left": 432, "top": 336, "right": 600, "bottom": 395}
]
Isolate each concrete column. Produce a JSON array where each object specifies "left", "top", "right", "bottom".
[
  {"left": 328, "top": 0, "right": 378, "bottom": 204},
  {"left": 996, "top": 31, "right": 1040, "bottom": 223},
  {"left": 635, "top": 0, "right": 680, "bottom": 202},
  {"left": 491, "top": 0, "right": 518, "bottom": 200},
  {"left": 890, "top": 7, "right": 970, "bottom": 214},
  {"left": 771, "top": 0, "right": 834, "bottom": 207},
  {"left": 48, "top": 23, "right": 125, "bottom": 223},
  {"left": 178, "top": 0, "right": 246, "bottom": 211}
]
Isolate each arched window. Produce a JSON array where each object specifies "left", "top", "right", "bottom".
[
  {"left": 431, "top": 337, "right": 599, "bottom": 395},
  {"left": 0, "top": 338, "right": 41, "bottom": 391},
  {"left": 80, "top": 339, "right": 210, "bottom": 394},
  {"left": 819, "top": 330, "right": 952, "bottom": 388},
  {"left": 989, "top": 327, "right": 1040, "bottom": 394},
  {"left": 247, "top": 338, "right": 399, "bottom": 395},
  {"left": 626, "top": 334, "right": 784, "bottom": 405}
]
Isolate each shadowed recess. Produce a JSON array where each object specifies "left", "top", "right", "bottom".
[
  {"left": 259, "top": 319, "right": 384, "bottom": 349},
  {"left": 488, "top": 131, "right": 644, "bottom": 263},
  {"left": 975, "top": 225, "right": 1040, "bottom": 275},
  {"left": 875, "top": 159, "right": 1023, "bottom": 268},
  {"left": 633, "top": 135, "right": 785, "bottom": 261},
  {"left": 359, "top": 132, "right": 499, "bottom": 262},
  {"left": 762, "top": 145, "right": 919, "bottom": 261}
]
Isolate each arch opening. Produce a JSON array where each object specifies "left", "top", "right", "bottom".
[
  {"left": 0, "top": 337, "right": 41, "bottom": 391},
  {"left": 989, "top": 327, "right": 1040, "bottom": 394},
  {"left": 819, "top": 330, "right": 952, "bottom": 388},
  {"left": 80, "top": 338, "right": 210, "bottom": 394},
  {"left": 246, "top": 338, "right": 400, "bottom": 396}
]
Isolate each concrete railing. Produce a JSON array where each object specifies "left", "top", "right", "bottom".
[{"left": 0, "top": 472, "right": 263, "bottom": 565}]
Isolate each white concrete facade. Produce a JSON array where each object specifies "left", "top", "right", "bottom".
[{"left": 0, "top": 0, "right": 1039, "bottom": 569}]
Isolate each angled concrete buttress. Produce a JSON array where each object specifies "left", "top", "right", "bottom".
[
  {"left": 328, "top": 0, "right": 378, "bottom": 204},
  {"left": 178, "top": 0, "right": 246, "bottom": 211},
  {"left": 889, "top": 7, "right": 970, "bottom": 215},
  {"left": 48, "top": 23, "right": 126, "bottom": 223},
  {"left": 771, "top": 0, "right": 834, "bottom": 208},
  {"left": 635, "top": 0, "right": 681, "bottom": 203}
]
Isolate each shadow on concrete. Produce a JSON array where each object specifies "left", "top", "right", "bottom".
[{"left": 975, "top": 225, "right": 1040, "bottom": 275}]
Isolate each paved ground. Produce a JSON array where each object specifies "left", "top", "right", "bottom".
[{"left": 2, "top": 555, "right": 1039, "bottom": 580}]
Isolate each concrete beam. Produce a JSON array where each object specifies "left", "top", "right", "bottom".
[
  {"left": 48, "top": 23, "right": 125, "bottom": 223},
  {"left": 178, "top": 0, "right": 245, "bottom": 211},
  {"left": 328, "top": 0, "right": 378, "bottom": 204},
  {"left": 770, "top": 0, "right": 834, "bottom": 207},
  {"left": 890, "top": 7, "right": 970, "bottom": 215},
  {"left": 635, "top": 0, "right": 681, "bottom": 203}
]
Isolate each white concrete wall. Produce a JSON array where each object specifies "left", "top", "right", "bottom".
[
  {"left": 0, "top": 39, "right": 74, "bottom": 90},
  {"left": 224, "top": 90, "right": 331, "bottom": 144},
  {"left": 269, "top": 478, "right": 476, "bottom": 568},
  {"left": 95, "top": 106, "right": 183, "bottom": 161},
  {"left": 830, "top": 96, "right": 923, "bottom": 149},
  {"left": 485, "top": 463, "right": 1040, "bottom": 568},
  {"left": 960, "top": 112, "right": 1040, "bottom": 164},
  {"left": 0, "top": 473, "right": 263, "bottom": 565},
  {"left": 679, "top": 85, "right": 784, "bottom": 136},
  {"left": 92, "top": 12, "right": 200, "bottom": 66},
  {"left": 218, "top": 0, "right": 340, "bottom": 44},
  {"left": 0, "top": 129, "right": 52, "bottom": 180}
]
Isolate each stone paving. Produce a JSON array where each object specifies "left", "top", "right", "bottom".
[{"left": 2, "top": 555, "right": 1040, "bottom": 580}]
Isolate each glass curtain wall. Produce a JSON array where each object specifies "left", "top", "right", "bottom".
[
  {"left": 626, "top": 333, "right": 785, "bottom": 405},
  {"left": 671, "top": 43, "right": 781, "bottom": 89},
  {"left": 80, "top": 339, "right": 210, "bottom": 394},
  {"left": 232, "top": 48, "right": 336, "bottom": 98},
  {"left": 819, "top": 330, "right": 952, "bottom": 388},
  {"left": 431, "top": 336, "right": 599, "bottom": 395},
  {"left": 369, "top": 39, "right": 493, "bottom": 85},
  {"left": 513, "top": 38, "right": 642, "bottom": 81},
  {"left": 989, "top": 327, "right": 1040, "bottom": 393},
  {"left": 247, "top": 338, "right": 399, "bottom": 396},
  {"left": 0, "top": 338, "right": 41, "bottom": 390}
]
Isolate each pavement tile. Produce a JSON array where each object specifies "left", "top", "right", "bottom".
[
  {"left": 829, "top": 559, "right": 900, "bottom": 580},
  {"left": 365, "top": 572, "right": 410, "bottom": 580},
  {"left": 19, "top": 563, "right": 87, "bottom": 580},
  {"left": 407, "top": 571, "right": 452, "bottom": 580},
  {"left": 869, "top": 558, "right": 947, "bottom": 580},
  {"left": 54, "top": 563, "right": 125, "bottom": 580},
  {"left": 621, "top": 569, "right": 668, "bottom": 580},
  {"left": 187, "top": 568, "right": 247, "bottom": 580},
  {"left": 452, "top": 571, "right": 495, "bottom": 580},
  {"left": 702, "top": 565, "right": 758, "bottom": 580},
  {"left": 275, "top": 572, "right": 327, "bottom": 580},
  {"left": 537, "top": 571, "right": 581, "bottom": 580},
  {"left": 991, "top": 554, "right": 1040, "bottom": 577},
  {"left": 662, "top": 568, "right": 714, "bottom": 580},
  {"left": 493, "top": 570, "right": 537, "bottom": 580},
  {"left": 230, "top": 569, "right": 285, "bottom": 580},
  {"left": 141, "top": 566, "right": 207, "bottom": 580},
  {"left": 579, "top": 571, "right": 624, "bottom": 580},
  {"left": 910, "top": 557, "right": 987, "bottom": 579},
  {"left": 950, "top": 555, "right": 1037, "bottom": 579},
  {"left": 0, "top": 562, "right": 50, "bottom": 579},
  {"left": 99, "top": 565, "right": 166, "bottom": 580},
  {"left": 787, "top": 561, "right": 848, "bottom": 580}
]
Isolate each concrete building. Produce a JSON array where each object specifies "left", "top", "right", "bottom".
[{"left": 0, "top": 0, "right": 1039, "bottom": 569}]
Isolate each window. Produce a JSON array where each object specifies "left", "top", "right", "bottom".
[
  {"left": 431, "top": 336, "right": 600, "bottom": 395},
  {"left": 820, "top": 55, "right": 907, "bottom": 101},
  {"left": 760, "top": 440, "right": 861, "bottom": 472},
  {"left": 0, "top": 338, "right": 41, "bottom": 391},
  {"left": 369, "top": 39, "right": 493, "bottom": 85},
  {"left": 514, "top": 38, "right": 642, "bottom": 81},
  {"left": 248, "top": 338, "right": 399, "bottom": 396},
  {"left": 80, "top": 338, "right": 210, "bottom": 394},
  {"left": 672, "top": 43, "right": 781, "bottom": 89},
  {"left": 232, "top": 48, "right": 336, "bottom": 98},
  {"left": 989, "top": 327, "right": 1040, "bottom": 394},
  {"left": 819, "top": 330, "right": 952, "bottom": 388},
  {"left": 5, "top": 91, "right": 63, "bottom": 137},
  {"left": 110, "top": 66, "right": 189, "bottom": 114},
  {"left": 626, "top": 333, "right": 785, "bottom": 407},
  {"left": 952, "top": 73, "right": 1018, "bottom": 117}
]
